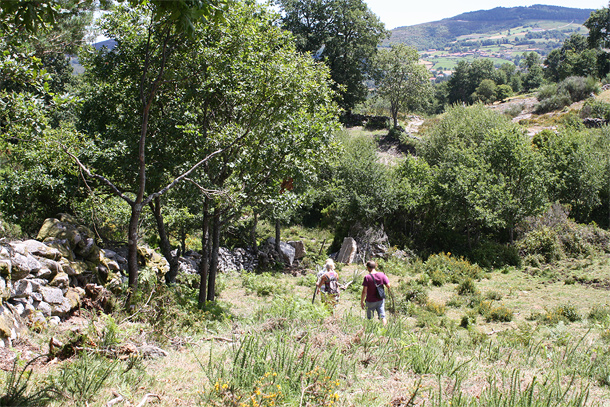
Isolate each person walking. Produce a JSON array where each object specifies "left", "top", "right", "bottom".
[
  {"left": 316, "top": 259, "right": 340, "bottom": 312},
  {"left": 360, "top": 260, "right": 391, "bottom": 326}
]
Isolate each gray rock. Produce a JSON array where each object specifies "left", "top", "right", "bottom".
[
  {"left": 11, "top": 253, "right": 41, "bottom": 280},
  {"left": 10, "top": 280, "right": 33, "bottom": 298},
  {"left": 336, "top": 237, "right": 357, "bottom": 264},
  {"left": 138, "top": 344, "right": 168, "bottom": 359},
  {"left": 36, "top": 301, "right": 52, "bottom": 317},
  {"left": 288, "top": 241, "right": 306, "bottom": 259},
  {"left": 40, "top": 286, "right": 65, "bottom": 304},
  {"left": 31, "top": 292, "right": 42, "bottom": 302},
  {"left": 48, "top": 316, "right": 61, "bottom": 326},
  {"left": 266, "top": 238, "right": 296, "bottom": 265},
  {"left": 49, "top": 272, "right": 70, "bottom": 288},
  {"left": 51, "top": 297, "right": 73, "bottom": 317},
  {"left": 21, "top": 240, "right": 62, "bottom": 261}
]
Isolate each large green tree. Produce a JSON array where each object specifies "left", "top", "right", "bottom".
[
  {"left": 276, "top": 0, "right": 387, "bottom": 112},
  {"left": 422, "top": 104, "right": 548, "bottom": 245},
  {"left": 70, "top": 1, "right": 226, "bottom": 293},
  {"left": 373, "top": 44, "right": 431, "bottom": 128}
]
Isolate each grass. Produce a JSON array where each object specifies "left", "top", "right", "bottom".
[{"left": 4, "top": 251, "right": 610, "bottom": 406}]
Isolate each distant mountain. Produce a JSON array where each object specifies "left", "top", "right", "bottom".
[
  {"left": 92, "top": 39, "right": 117, "bottom": 51},
  {"left": 390, "top": 4, "right": 594, "bottom": 51}
]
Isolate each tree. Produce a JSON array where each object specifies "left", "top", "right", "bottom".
[
  {"left": 373, "top": 44, "right": 431, "bottom": 128},
  {"left": 495, "top": 84, "right": 513, "bottom": 102},
  {"left": 421, "top": 104, "right": 547, "bottom": 245},
  {"left": 72, "top": 1, "right": 226, "bottom": 294},
  {"left": 585, "top": 4, "right": 610, "bottom": 78},
  {"left": 521, "top": 52, "right": 545, "bottom": 91},
  {"left": 472, "top": 79, "right": 497, "bottom": 104},
  {"left": 276, "top": 0, "right": 388, "bottom": 112}
]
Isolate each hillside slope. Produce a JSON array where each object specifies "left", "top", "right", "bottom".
[{"left": 389, "top": 4, "right": 594, "bottom": 52}]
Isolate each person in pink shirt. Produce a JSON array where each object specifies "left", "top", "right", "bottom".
[{"left": 360, "top": 260, "right": 391, "bottom": 326}]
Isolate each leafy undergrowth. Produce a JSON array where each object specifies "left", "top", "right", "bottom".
[{"left": 3, "top": 256, "right": 610, "bottom": 406}]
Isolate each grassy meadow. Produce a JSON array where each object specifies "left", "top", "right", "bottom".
[{"left": 5, "top": 243, "right": 610, "bottom": 407}]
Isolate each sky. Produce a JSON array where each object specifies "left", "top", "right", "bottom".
[{"left": 363, "top": 0, "right": 608, "bottom": 30}]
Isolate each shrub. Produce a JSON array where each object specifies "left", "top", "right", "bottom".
[
  {"left": 589, "top": 304, "right": 610, "bottom": 322},
  {"left": 517, "top": 227, "right": 564, "bottom": 263},
  {"left": 242, "top": 272, "right": 282, "bottom": 297},
  {"left": 485, "top": 304, "right": 513, "bottom": 322},
  {"left": 426, "top": 299, "right": 446, "bottom": 316},
  {"left": 580, "top": 99, "right": 610, "bottom": 121},
  {"left": 485, "top": 291, "right": 503, "bottom": 301},
  {"left": 535, "top": 93, "right": 572, "bottom": 113},
  {"left": 539, "top": 304, "right": 582, "bottom": 324},
  {"left": 0, "top": 356, "right": 56, "bottom": 407},
  {"left": 399, "top": 281, "right": 429, "bottom": 305},
  {"left": 469, "top": 241, "right": 522, "bottom": 269},
  {"left": 557, "top": 76, "right": 599, "bottom": 102},
  {"left": 421, "top": 253, "right": 484, "bottom": 287},
  {"left": 460, "top": 312, "right": 477, "bottom": 328},
  {"left": 457, "top": 278, "right": 478, "bottom": 296},
  {"left": 503, "top": 103, "right": 524, "bottom": 119}
]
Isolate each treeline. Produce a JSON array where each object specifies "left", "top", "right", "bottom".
[{"left": 302, "top": 104, "right": 610, "bottom": 266}]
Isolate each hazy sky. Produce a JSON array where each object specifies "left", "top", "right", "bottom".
[{"left": 363, "top": 0, "right": 608, "bottom": 30}]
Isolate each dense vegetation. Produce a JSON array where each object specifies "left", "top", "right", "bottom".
[{"left": 2, "top": 0, "right": 610, "bottom": 406}]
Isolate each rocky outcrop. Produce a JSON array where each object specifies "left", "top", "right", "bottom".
[{"left": 0, "top": 214, "right": 131, "bottom": 347}]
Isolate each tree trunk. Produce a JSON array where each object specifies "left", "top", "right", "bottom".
[
  {"left": 180, "top": 225, "right": 186, "bottom": 257},
  {"left": 207, "top": 207, "right": 221, "bottom": 302},
  {"left": 275, "top": 219, "right": 281, "bottom": 254},
  {"left": 149, "top": 197, "right": 179, "bottom": 285},
  {"left": 127, "top": 204, "right": 141, "bottom": 292},
  {"left": 198, "top": 199, "right": 210, "bottom": 306},
  {"left": 251, "top": 211, "right": 258, "bottom": 251}
]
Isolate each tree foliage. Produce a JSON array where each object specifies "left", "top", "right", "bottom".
[
  {"left": 276, "top": 0, "right": 387, "bottom": 112},
  {"left": 373, "top": 44, "right": 431, "bottom": 128}
]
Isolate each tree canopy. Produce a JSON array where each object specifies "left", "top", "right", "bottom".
[{"left": 276, "top": 0, "right": 387, "bottom": 113}]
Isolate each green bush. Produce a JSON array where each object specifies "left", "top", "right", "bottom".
[
  {"left": 426, "top": 299, "right": 446, "bottom": 316},
  {"left": 457, "top": 278, "right": 478, "bottom": 296},
  {"left": 242, "top": 272, "right": 282, "bottom": 297},
  {"left": 469, "top": 241, "right": 522, "bottom": 269},
  {"left": 421, "top": 253, "right": 484, "bottom": 287},
  {"left": 589, "top": 304, "right": 610, "bottom": 322},
  {"left": 398, "top": 280, "right": 428, "bottom": 305},
  {"left": 535, "top": 93, "right": 572, "bottom": 113},
  {"left": 557, "top": 76, "right": 599, "bottom": 102},
  {"left": 580, "top": 99, "right": 610, "bottom": 120},
  {"left": 517, "top": 227, "right": 564, "bottom": 263},
  {"left": 485, "top": 304, "right": 513, "bottom": 322},
  {"left": 539, "top": 304, "right": 582, "bottom": 324}
]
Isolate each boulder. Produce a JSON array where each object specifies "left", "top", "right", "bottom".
[
  {"left": 11, "top": 252, "right": 41, "bottom": 280},
  {"left": 20, "top": 240, "right": 62, "bottom": 261},
  {"left": 40, "top": 286, "right": 65, "bottom": 305},
  {"left": 36, "top": 301, "right": 52, "bottom": 317},
  {"left": 336, "top": 237, "right": 357, "bottom": 264},
  {"left": 49, "top": 272, "right": 70, "bottom": 289},
  {"left": 138, "top": 246, "right": 170, "bottom": 276},
  {"left": 266, "top": 238, "right": 295, "bottom": 265},
  {"left": 42, "top": 238, "right": 74, "bottom": 261},
  {"left": 10, "top": 280, "right": 33, "bottom": 298},
  {"left": 0, "top": 276, "right": 8, "bottom": 302},
  {"left": 288, "top": 241, "right": 306, "bottom": 259},
  {"left": 37, "top": 218, "right": 82, "bottom": 250},
  {"left": 0, "top": 303, "right": 27, "bottom": 347}
]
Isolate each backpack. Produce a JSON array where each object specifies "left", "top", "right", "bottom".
[{"left": 325, "top": 272, "right": 339, "bottom": 295}]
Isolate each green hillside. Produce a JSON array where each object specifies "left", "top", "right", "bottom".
[{"left": 388, "top": 5, "right": 594, "bottom": 73}]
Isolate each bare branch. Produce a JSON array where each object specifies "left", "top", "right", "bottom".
[{"left": 59, "top": 143, "right": 135, "bottom": 206}]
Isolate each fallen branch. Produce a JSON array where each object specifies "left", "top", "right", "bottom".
[
  {"left": 106, "top": 391, "right": 124, "bottom": 407},
  {"left": 135, "top": 394, "right": 160, "bottom": 407},
  {"left": 202, "top": 336, "right": 234, "bottom": 343}
]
